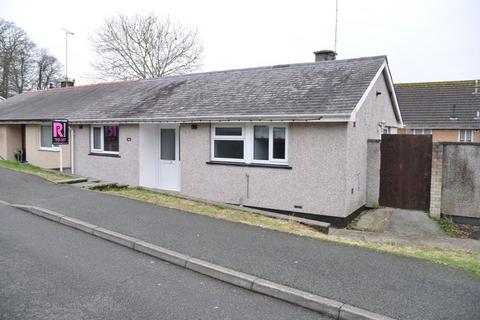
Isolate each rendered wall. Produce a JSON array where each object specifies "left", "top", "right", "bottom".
[
  {"left": 25, "top": 125, "right": 70, "bottom": 169},
  {"left": 180, "top": 122, "right": 349, "bottom": 217},
  {"left": 0, "top": 124, "right": 22, "bottom": 161},
  {"left": 73, "top": 124, "right": 139, "bottom": 185},
  {"left": 366, "top": 140, "right": 381, "bottom": 207},
  {"left": 441, "top": 143, "right": 480, "bottom": 220}
]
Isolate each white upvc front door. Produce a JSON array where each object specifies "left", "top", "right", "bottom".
[
  {"left": 158, "top": 125, "right": 180, "bottom": 191},
  {"left": 139, "top": 124, "right": 181, "bottom": 192}
]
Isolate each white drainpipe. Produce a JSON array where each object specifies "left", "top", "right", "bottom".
[{"left": 70, "top": 126, "right": 75, "bottom": 175}]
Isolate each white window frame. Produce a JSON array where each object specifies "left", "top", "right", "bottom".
[
  {"left": 211, "top": 123, "right": 289, "bottom": 165},
  {"left": 90, "top": 125, "right": 120, "bottom": 154},
  {"left": 459, "top": 129, "right": 473, "bottom": 142},
  {"left": 251, "top": 124, "right": 288, "bottom": 164},
  {"left": 211, "top": 124, "right": 246, "bottom": 162},
  {"left": 38, "top": 124, "right": 60, "bottom": 151},
  {"left": 412, "top": 129, "right": 432, "bottom": 135}
]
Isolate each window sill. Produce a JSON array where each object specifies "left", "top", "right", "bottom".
[
  {"left": 88, "top": 152, "right": 121, "bottom": 158},
  {"left": 206, "top": 161, "right": 291, "bottom": 169},
  {"left": 38, "top": 148, "right": 60, "bottom": 152}
]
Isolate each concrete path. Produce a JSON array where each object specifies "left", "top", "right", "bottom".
[
  {"left": 1, "top": 168, "right": 479, "bottom": 320},
  {"left": 332, "top": 208, "right": 480, "bottom": 252}
]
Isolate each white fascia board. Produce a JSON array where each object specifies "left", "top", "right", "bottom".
[
  {"left": 383, "top": 63, "right": 404, "bottom": 126},
  {"left": 349, "top": 60, "right": 404, "bottom": 126},
  {"left": 70, "top": 113, "right": 351, "bottom": 124},
  {"left": 349, "top": 61, "right": 386, "bottom": 122}
]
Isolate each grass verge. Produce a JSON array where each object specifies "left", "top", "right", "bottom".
[
  {"left": 0, "top": 160, "right": 69, "bottom": 182},
  {"left": 102, "top": 186, "right": 480, "bottom": 277}
]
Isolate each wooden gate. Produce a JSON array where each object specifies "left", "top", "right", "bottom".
[{"left": 379, "top": 134, "right": 432, "bottom": 211}]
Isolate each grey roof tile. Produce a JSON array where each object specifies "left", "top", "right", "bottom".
[
  {"left": 0, "top": 56, "right": 386, "bottom": 122},
  {"left": 395, "top": 81, "right": 480, "bottom": 129}
]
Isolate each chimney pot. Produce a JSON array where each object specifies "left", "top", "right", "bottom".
[{"left": 314, "top": 50, "right": 337, "bottom": 62}]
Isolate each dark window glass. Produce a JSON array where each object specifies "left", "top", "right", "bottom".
[
  {"left": 254, "top": 125, "right": 269, "bottom": 160},
  {"left": 214, "top": 140, "right": 244, "bottom": 159},
  {"left": 41, "top": 125, "right": 53, "bottom": 148},
  {"left": 215, "top": 127, "right": 242, "bottom": 136},
  {"left": 273, "top": 127, "right": 286, "bottom": 159},
  {"left": 103, "top": 125, "right": 119, "bottom": 152},
  {"left": 93, "top": 127, "right": 101, "bottom": 149},
  {"left": 161, "top": 129, "right": 176, "bottom": 160}
]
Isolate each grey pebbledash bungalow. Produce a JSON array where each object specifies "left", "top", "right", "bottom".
[{"left": 0, "top": 52, "right": 403, "bottom": 226}]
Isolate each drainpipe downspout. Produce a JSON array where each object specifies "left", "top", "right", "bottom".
[{"left": 70, "top": 126, "right": 75, "bottom": 175}]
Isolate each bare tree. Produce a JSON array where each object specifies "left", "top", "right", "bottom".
[
  {"left": 0, "top": 19, "right": 35, "bottom": 96},
  {"left": 0, "top": 19, "right": 64, "bottom": 97},
  {"left": 34, "top": 48, "right": 63, "bottom": 89},
  {"left": 90, "top": 14, "right": 203, "bottom": 80}
]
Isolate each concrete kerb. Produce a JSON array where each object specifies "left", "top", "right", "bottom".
[
  {"left": 134, "top": 241, "right": 190, "bottom": 268},
  {"left": 6, "top": 202, "right": 395, "bottom": 320},
  {"left": 186, "top": 257, "right": 257, "bottom": 290},
  {"left": 59, "top": 216, "right": 99, "bottom": 234}
]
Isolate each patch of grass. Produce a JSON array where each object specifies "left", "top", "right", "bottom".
[
  {"left": 0, "top": 160, "right": 68, "bottom": 181},
  {"left": 103, "top": 186, "right": 480, "bottom": 277},
  {"left": 437, "top": 216, "right": 460, "bottom": 237}
]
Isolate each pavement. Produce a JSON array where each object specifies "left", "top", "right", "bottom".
[
  {"left": 0, "top": 204, "right": 326, "bottom": 320},
  {"left": 332, "top": 208, "right": 480, "bottom": 252},
  {"left": 1, "top": 167, "right": 480, "bottom": 320}
]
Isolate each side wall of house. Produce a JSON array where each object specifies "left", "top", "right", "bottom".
[
  {"left": 0, "top": 124, "right": 22, "bottom": 161},
  {"left": 180, "top": 122, "right": 349, "bottom": 217},
  {"left": 345, "top": 71, "right": 401, "bottom": 214},
  {"left": 0, "top": 125, "right": 5, "bottom": 159},
  {"left": 73, "top": 124, "right": 139, "bottom": 185},
  {"left": 25, "top": 124, "right": 70, "bottom": 169}
]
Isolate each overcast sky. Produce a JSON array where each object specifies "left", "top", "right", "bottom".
[{"left": 1, "top": 0, "right": 478, "bottom": 85}]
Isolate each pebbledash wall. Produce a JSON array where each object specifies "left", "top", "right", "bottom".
[
  {"left": 344, "top": 72, "right": 399, "bottom": 215},
  {"left": 430, "top": 142, "right": 480, "bottom": 224},
  {"left": 181, "top": 122, "right": 349, "bottom": 218},
  {"left": 73, "top": 124, "right": 139, "bottom": 185}
]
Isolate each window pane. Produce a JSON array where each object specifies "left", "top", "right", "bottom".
[
  {"left": 254, "top": 125, "right": 269, "bottom": 160},
  {"left": 215, "top": 127, "right": 242, "bottom": 136},
  {"left": 161, "top": 129, "right": 176, "bottom": 160},
  {"left": 93, "top": 127, "right": 101, "bottom": 149},
  {"left": 214, "top": 140, "right": 243, "bottom": 159},
  {"left": 103, "top": 125, "right": 119, "bottom": 152},
  {"left": 41, "top": 125, "right": 52, "bottom": 148},
  {"left": 273, "top": 127, "right": 286, "bottom": 159},
  {"left": 467, "top": 130, "right": 472, "bottom": 142}
]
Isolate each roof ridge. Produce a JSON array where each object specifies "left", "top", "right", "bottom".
[
  {"left": 22, "top": 79, "right": 140, "bottom": 94},
  {"left": 18, "top": 55, "right": 387, "bottom": 95},
  {"left": 142, "top": 55, "right": 387, "bottom": 82}
]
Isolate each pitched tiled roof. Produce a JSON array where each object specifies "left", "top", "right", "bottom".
[
  {"left": 0, "top": 56, "right": 386, "bottom": 122},
  {"left": 395, "top": 80, "right": 480, "bottom": 129}
]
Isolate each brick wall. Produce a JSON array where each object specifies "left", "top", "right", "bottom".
[{"left": 429, "top": 142, "right": 443, "bottom": 218}]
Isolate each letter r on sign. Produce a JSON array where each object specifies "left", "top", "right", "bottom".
[{"left": 53, "top": 122, "right": 64, "bottom": 138}]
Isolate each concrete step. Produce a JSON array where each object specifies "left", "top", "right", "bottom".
[{"left": 55, "top": 178, "right": 89, "bottom": 185}]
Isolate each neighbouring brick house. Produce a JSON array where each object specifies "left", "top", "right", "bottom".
[{"left": 395, "top": 80, "right": 480, "bottom": 142}]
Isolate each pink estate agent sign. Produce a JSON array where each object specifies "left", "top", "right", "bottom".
[{"left": 51, "top": 120, "right": 69, "bottom": 145}]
